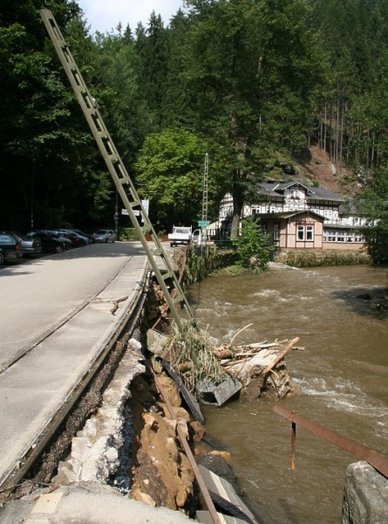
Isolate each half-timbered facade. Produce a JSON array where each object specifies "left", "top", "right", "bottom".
[{"left": 219, "top": 181, "right": 367, "bottom": 250}]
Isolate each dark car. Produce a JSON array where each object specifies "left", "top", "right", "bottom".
[
  {"left": 48, "top": 230, "right": 73, "bottom": 249},
  {"left": 73, "top": 229, "right": 94, "bottom": 244},
  {"left": 0, "top": 231, "right": 23, "bottom": 265},
  {"left": 25, "top": 230, "right": 67, "bottom": 254},
  {"left": 93, "top": 229, "right": 117, "bottom": 243},
  {"left": 55, "top": 229, "right": 89, "bottom": 247},
  {"left": 10, "top": 231, "right": 42, "bottom": 258}
]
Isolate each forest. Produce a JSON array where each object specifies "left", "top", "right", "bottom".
[{"left": 0, "top": 0, "right": 387, "bottom": 261}]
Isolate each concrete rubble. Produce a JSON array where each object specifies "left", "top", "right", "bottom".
[{"left": 54, "top": 338, "right": 145, "bottom": 485}]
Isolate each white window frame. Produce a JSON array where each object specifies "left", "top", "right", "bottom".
[{"left": 297, "top": 224, "right": 314, "bottom": 241}]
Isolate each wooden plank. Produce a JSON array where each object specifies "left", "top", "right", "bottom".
[
  {"left": 162, "top": 360, "right": 205, "bottom": 424},
  {"left": 198, "top": 465, "right": 259, "bottom": 524}
]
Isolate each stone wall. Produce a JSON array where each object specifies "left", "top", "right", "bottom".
[
  {"left": 184, "top": 245, "right": 239, "bottom": 284},
  {"left": 342, "top": 461, "right": 388, "bottom": 523}
]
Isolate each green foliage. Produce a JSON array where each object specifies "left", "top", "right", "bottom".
[
  {"left": 275, "top": 249, "right": 371, "bottom": 267},
  {"left": 185, "top": 246, "right": 239, "bottom": 283},
  {"left": 119, "top": 227, "right": 140, "bottom": 241},
  {"left": 135, "top": 128, "right": 209, "bottom": 228},
  {"left": 166, "top": 322, "right": 227, "bottom": 393},
  {"left": 180, "top": 0, "right": 328, "bottom": 238},
  {"left": 356, "top": 167, "right": 388, "bottom": 265},
  {"left": 0, "top": 2, "right": 93, "bottom": 230},
  {"left": 0, "top": 0, "right": 387, "bottom": 237},
  {"left": 234, "top": 217, "right": 273, "bottom": 271}
]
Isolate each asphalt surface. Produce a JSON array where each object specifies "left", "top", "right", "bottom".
[
  {"left": 0, "top": 482, "right": 193, "bottom": 523},
  {"left": 0, "top": 241, "right": 200, "bottom": 523},
  {"left": 0, "top": 242, "right": 148, "bottom": 487}
]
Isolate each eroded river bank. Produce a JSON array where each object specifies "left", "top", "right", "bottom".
[{"left": 189, "top": 264, "right": 388, "bottom": 524}]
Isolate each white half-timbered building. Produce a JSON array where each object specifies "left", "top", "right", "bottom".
[{"left": 219, "top": 181, "right": 367, "bottom": 250}]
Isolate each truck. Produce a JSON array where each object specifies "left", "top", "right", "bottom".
[{"left": 168, "top": 225, "right": 193, "bottom": 247}]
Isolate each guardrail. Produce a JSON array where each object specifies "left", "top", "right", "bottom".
[{"left": 273, "top": 405, "right": 388, "bottom": 478}]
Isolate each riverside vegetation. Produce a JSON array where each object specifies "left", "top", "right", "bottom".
[{"left": 2, "top": 1, "right": 388, "bottom": 267}]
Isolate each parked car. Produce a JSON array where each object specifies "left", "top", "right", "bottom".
[
  {"left": 25, "top": 230, "right": 67, "bottom": 254},
  {"left": 93, "top": 229, "right": 117, "bottom": 243},
  {"left": 0, "top": 231, "right": 23, "bottom": 265},
  {"left": 9, "top": 231, "right": 42, "bottom": 258},
  {"left": 54, "top": 229, "right": 88, "bottom": 248},
  {"left": 73, "top": 229, "right": 94, "bottom": 244}
]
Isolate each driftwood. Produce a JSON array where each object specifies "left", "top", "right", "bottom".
[
  {"left": 213, "top": 336, "right": 301, "bottom": 400},
  {"left": 244, "top": 337, "right": 299, "bottom": 400},
  {"left": 147, "top": 323, "right": 302, "bottom": 405}
]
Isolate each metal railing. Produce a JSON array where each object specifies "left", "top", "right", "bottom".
[{"left": 273, "top": 405, "right": 388, "bottom": 478}]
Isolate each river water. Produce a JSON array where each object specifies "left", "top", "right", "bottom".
[{"left": 189, "top": 264, "right": 388, "bottom": 524}]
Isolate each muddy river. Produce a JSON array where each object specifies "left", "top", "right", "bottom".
[{"left": 189, "top": 264, "right": 388, "bottom": 524}]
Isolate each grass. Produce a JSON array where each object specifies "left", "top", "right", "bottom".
[
  {"left": 275, "top": 249, "right": 371, "bottom": 267},
  {"left": 163, "top": 322, "right": 227, "bottom": 394}
]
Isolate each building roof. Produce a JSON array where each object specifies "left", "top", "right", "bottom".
[
  {"left": 257, "top": 181, "right": 345, "bottom": 203},
  {"left": 254, "top": 210, "right": 325, "bottom": 221}
]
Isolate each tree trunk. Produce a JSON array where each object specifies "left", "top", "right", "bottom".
[
  {"left": 230, "top": 173, "right": 244, "bottom": 240},
  {"left": 230, "top": 206, "right": 241, "bottom": 240}
]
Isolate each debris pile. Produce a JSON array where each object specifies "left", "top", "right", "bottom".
[
  {"left": 147, "top": 322, "right": 300, "bottom": 405},
  {"left": 215, "top": 336, "right": 300, "bottom": 400}
]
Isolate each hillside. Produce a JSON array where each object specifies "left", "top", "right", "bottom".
[{"left": 296, "top": 145, "right": 358, "bottom": 198}]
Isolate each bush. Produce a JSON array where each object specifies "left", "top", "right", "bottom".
[
  {"left": 275, "top": 249, "right": 371, "bottom": 267},
  {"left": 234, "top": 218, "right": 273, "bottom": 272},
  {"left": 119, "top": 227, "right": 139, "bottom": 241},
  {"left": 363, "top": 228, "right": 388, "bottom": 266}
]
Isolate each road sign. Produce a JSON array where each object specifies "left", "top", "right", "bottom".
[
  {"left": 122, "top": 209, "right": 141, "bottom": 216},
  {"left": 198, "top": 220, "right": 210, "bottom": 227}
]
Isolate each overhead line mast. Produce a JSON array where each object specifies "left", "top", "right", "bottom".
[
  {"left": 202, "top": 153, "right": 209, "bottom": 223},
  {"left": 40, "top": 9, "right": 197, "bottom": 331}
]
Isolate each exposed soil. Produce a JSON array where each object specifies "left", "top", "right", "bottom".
[
  {"left": 298, "top": 145, "right": 357, "bottom": 197},
  {"left": 127, "top": 372, "right": 199, "bottom": 516}
]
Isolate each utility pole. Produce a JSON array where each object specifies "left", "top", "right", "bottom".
[
  {"left": 202, "top": 153, "right": 209, "bottom": 222},
  {"left": 200, "top": 153, "right": 209, "bottom": 245},
  {"left": 114, "top": 191, "right": 119, "bottom": 238}
]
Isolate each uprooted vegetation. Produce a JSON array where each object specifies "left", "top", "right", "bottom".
[{"left": 147, "top": 318, "right": 300, "bottom": 403}]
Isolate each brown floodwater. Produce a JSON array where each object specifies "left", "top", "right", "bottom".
[{"left": 189, "top": 264, "right": 388, "bottom": 524}]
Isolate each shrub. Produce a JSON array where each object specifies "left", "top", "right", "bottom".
[
  {"left": 234, "top": 218, "right": 273, "bottom": 271},
  {"left": 119, "top": 227, "right": 139, "bottom": 240}
]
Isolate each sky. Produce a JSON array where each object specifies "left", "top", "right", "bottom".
[{"left": 76, "top": 0, "right": 186, "bottom": 33}]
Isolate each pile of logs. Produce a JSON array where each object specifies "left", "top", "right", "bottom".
[
  {"left": 147, "top": 324, "right": 302, "bottom": 404},
  {"left": 213, "top": 335, "right": 301, "bottom": 400}
]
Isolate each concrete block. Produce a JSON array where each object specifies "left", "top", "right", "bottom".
[{"left": 342, "top": 461, "right": 388, "bottom": 524}]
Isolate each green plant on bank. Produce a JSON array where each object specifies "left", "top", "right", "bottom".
[
  {"left": 165, "top": 322, "right": 227, "bottom": 394},
  {"left": 210, "top": 264, "right": 247, "bottom": 277},
  {"left": 275, "top": 249, "right": 371, "bottom": 268},
  {"left": 233, "top": 218, "right": 274, "bottom": 273},
  {"left": 185, "top": 247, "right": 240, "bottom": 282},
  {"left": 119, "top": 227, "right": 139, "bottom": 241},
  {"left": 118, "top": 226, "right": 165, "bottom": 241},
  {"left": 362, "top": 227, "right": 388, "bottom": 266}
]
